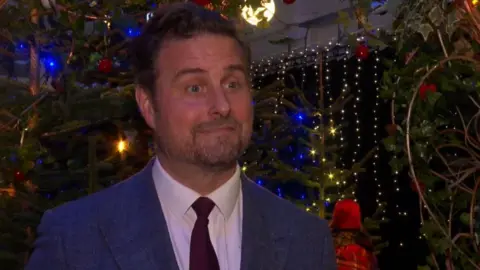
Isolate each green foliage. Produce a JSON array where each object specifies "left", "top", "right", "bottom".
[
  {"left": 347, "top": 0, "right": 480, "bottom": 268},
  {"left": 0, "top": 0, "right": 273, "bottom": 268}
]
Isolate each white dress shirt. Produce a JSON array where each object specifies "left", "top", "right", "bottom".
[{"left": 152, "top": 159, "right": 243, "bottom": 270}]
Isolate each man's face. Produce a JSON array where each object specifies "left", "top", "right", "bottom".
[{"left": 136, "top": 34, "right": 253, "bottom": 168}]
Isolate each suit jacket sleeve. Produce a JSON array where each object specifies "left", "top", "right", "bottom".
[
  {"left": 321, "top": 222, "right": 337, "bottom": 269},
  {"left": 25, "top": 210, "right": 68, "bottom": 270}
]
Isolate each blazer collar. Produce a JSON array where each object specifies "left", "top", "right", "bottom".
[
  {"left": 240, "top": 174, "right": 291, "bottom": 270},
  {"left": 98, "top": 163, "right": 292, "bottom": 270},
  {"left": 98, "top": 159, "right": 179, "bottom": 270}
]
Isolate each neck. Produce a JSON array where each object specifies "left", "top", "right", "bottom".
[{"left": 156, "top": 153, "right": 237, "bottom": 196}]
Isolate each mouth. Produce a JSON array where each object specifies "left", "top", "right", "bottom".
[{"left": 199, "top": 126, "right": 236, "bottom": 133}]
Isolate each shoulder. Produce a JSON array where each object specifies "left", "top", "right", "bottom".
[
  {"left": 242, "top": 177, "right": 329, "bottom": 232},
  {"left": 42, "top": 167, "right": 148, "bottom": 229}
]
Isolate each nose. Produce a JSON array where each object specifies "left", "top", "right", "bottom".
[{"left": 207, "top": 86, "right": 231, "bottom": 117}]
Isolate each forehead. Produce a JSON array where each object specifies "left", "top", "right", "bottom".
[{"left": 155, "top": 34, "right": 245, "bottom": 74}]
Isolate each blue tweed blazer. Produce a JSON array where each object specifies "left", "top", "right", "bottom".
[{"left": 26, "top": 161, "right": 337, "bottom": 270}]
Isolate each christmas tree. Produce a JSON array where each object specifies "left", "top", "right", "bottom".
[{"left": 0, "top": 0, "right": 270, "bottom": 268}]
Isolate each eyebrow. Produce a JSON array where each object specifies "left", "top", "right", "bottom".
[{"left": 172, "top": 64, "right": 246, "bottom": 82}]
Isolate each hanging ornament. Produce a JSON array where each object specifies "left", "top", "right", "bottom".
[
  {"left": 98, "top": 58, "right": 112, "bottom": 73},
  {"left": 283, "top": 0, "right": 296, "bottom": 4},
  {"left": 14, "top": 171, "right": 25, "bottom": 182},
  {"left": 191, "top": 0, "right": 211, "bottom": 7},
  {"left": 410, "top": 179, "right": 426, "bottom": 193},
  {"left": 385, "top": 124, "right": 397, "bottom": 136},
  {"left": 41, "top": 0, "right": 56, "bottom": 9},
  {"left": 355, "top": 44, "right": 369, "bottom": 60},
  {"left": 419, "top": 83, "right": 437, "bottom": 100}
]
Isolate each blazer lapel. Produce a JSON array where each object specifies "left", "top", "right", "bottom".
[
  {"left": 98, "top": 160, "right": 179, "bottom": 270},
  {"left": 240, "top": 175, "right": 291, "bottom": 270}
]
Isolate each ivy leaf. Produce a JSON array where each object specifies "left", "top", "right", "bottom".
[
  {"left": 382, "top": 136, "right": 397, "bottom": 152},
  {"left": 418, "top": 23, "right": 433, "bottom": 41},
  {"left": 446, "top": 11, "right": 460, "bottom": 38},
  {"left": 428, "top": 6, "right": 444, "bottom": 27},
  {"left": 427, "top": 91, "right": 442, "bottom": 107}
]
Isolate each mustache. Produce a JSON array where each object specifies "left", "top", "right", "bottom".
[{"left": 194, "top": 118, "right": 240, "bottom": 132}]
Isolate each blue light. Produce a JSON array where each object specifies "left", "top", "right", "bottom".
[
  {"left": 295, "top": 113, "right": 304, "bottom": 121},
  {"left": 277, "top": 187, "right": 283, "bottom": 197},
  {"left": 127, "top": 28, "right": 140, "bottom": 37},
  {"left": 301, "top": 194, "right": 305, "bottom": 199},
  {"left": 256, "top": 179, "right": 263, "bottom": 185},
  {"left": 43, "top": 57, "right": 58, "bottom": 73}
]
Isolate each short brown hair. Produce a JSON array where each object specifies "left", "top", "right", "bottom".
[{"left": 129, "top": 2, "right": 249, "bottom": 95}]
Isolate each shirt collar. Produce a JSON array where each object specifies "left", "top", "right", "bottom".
[{"left": 152, "top": 158, "right": 241, "bottom": 220}]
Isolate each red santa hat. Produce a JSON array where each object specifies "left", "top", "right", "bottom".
[{"left": 331, "top": 199, "right": 362, "bottom": 230}]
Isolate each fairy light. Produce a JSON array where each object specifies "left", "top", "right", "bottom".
[
  {"left": 340, "top": 45, "right": 349, "bottom": 173},
  {"left": 373, "top": 50, "right": 385, "bottom": 218},
  {"left": 117, "top": 140, "right": 127, "bottom": 153},
  {"left": 352, "top": 41, "right": 363, "bottom": 188}
]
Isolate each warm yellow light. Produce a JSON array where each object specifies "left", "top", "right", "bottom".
[
  {"left": 310, "top": 149, "right": 316, "bottom": 155},
  {"left": 241, "top": 0, "right": 275, "bottom": 26},
  {"left": 328, "top": 173, "right": 334, "bottom": 179},
  {"left": 117, "top": 140, "right": 127, "bottom": 153},
  {"left": 242, "top": 166, "right": 247, "bottom": 172},
  {"left": 474, "top": 0, "right": 478, "bottom": 5},
  {"left": 329, "top": 127, "right": 336, "bottom": 135}
]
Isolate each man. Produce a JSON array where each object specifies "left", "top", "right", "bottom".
[{"left": 26, "top": 3, "right": 336, "bottom": 270}]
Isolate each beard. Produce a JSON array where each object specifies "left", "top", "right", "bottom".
[{"left": 156, "top": 118, "right": 250, "bottom": 170}]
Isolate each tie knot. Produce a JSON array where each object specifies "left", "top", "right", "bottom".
[{"left": 192, "top": 197, "right": 215, "bottom": 219}]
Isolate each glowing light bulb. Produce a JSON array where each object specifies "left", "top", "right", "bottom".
[
  {"left": 241, "top": 0, "right": 275, "bottom": 26},
  {"left": 117, "top": 140, "right": 127, "bottom": 153},
  {"left": 329, "top": 127, "right": 336, "bottom": 135}
]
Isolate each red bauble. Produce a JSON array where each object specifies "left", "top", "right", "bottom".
[
  {"left": 410, "top": 180, "right": 426, "bottom": 193},
  {"left": 355, "top": 44, "right": 369, "bottom": 60},
  {"left": 14, "top": 171, "right": 25, "bottom": 182},
  {"left": 419, "top": 83, "right": 437, "bottom": 100},
  {"left": 98, "top": 58, "right": 113, "bottom": 73},
  {"left": 192, "top": 0, "right": 211, "bottom": 6},
  {"left": 283, "top": 0, "right": 296, "bottom": 4}
]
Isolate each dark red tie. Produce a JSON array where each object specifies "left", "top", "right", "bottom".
[{"left": 189, "top": 197, "right": 220, "bottom": 270}]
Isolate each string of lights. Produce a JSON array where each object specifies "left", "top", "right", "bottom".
[
  {"left": 352, "top": 40, "right": 364, "bottom": 193},
  {"left": 372, "top": 50, "right": 386, "bottom": 219},
  {"left": 247, "top": 41, "right": 390, "bottom": 212}
]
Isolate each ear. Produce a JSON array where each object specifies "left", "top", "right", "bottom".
[{"left": 135, "top": 86, "right": 156, "bottom": 130}]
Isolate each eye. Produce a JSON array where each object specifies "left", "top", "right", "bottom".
[
  {"left": 186, "top": 85, "right": 202, "bottom": 93},
  {"left": 225, "top": 81, "right": 241, "bottom": 89}
]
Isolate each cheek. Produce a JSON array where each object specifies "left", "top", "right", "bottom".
[
  {"left": 230, "top": 94, "right": 254, "bottom": 123},
  {"left": 160, "top": 103, "right": 201, "bottom": 135}
]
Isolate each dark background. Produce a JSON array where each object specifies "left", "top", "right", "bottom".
[{"left": 249, "top": 47, "right": 427, "bottom": 270}]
